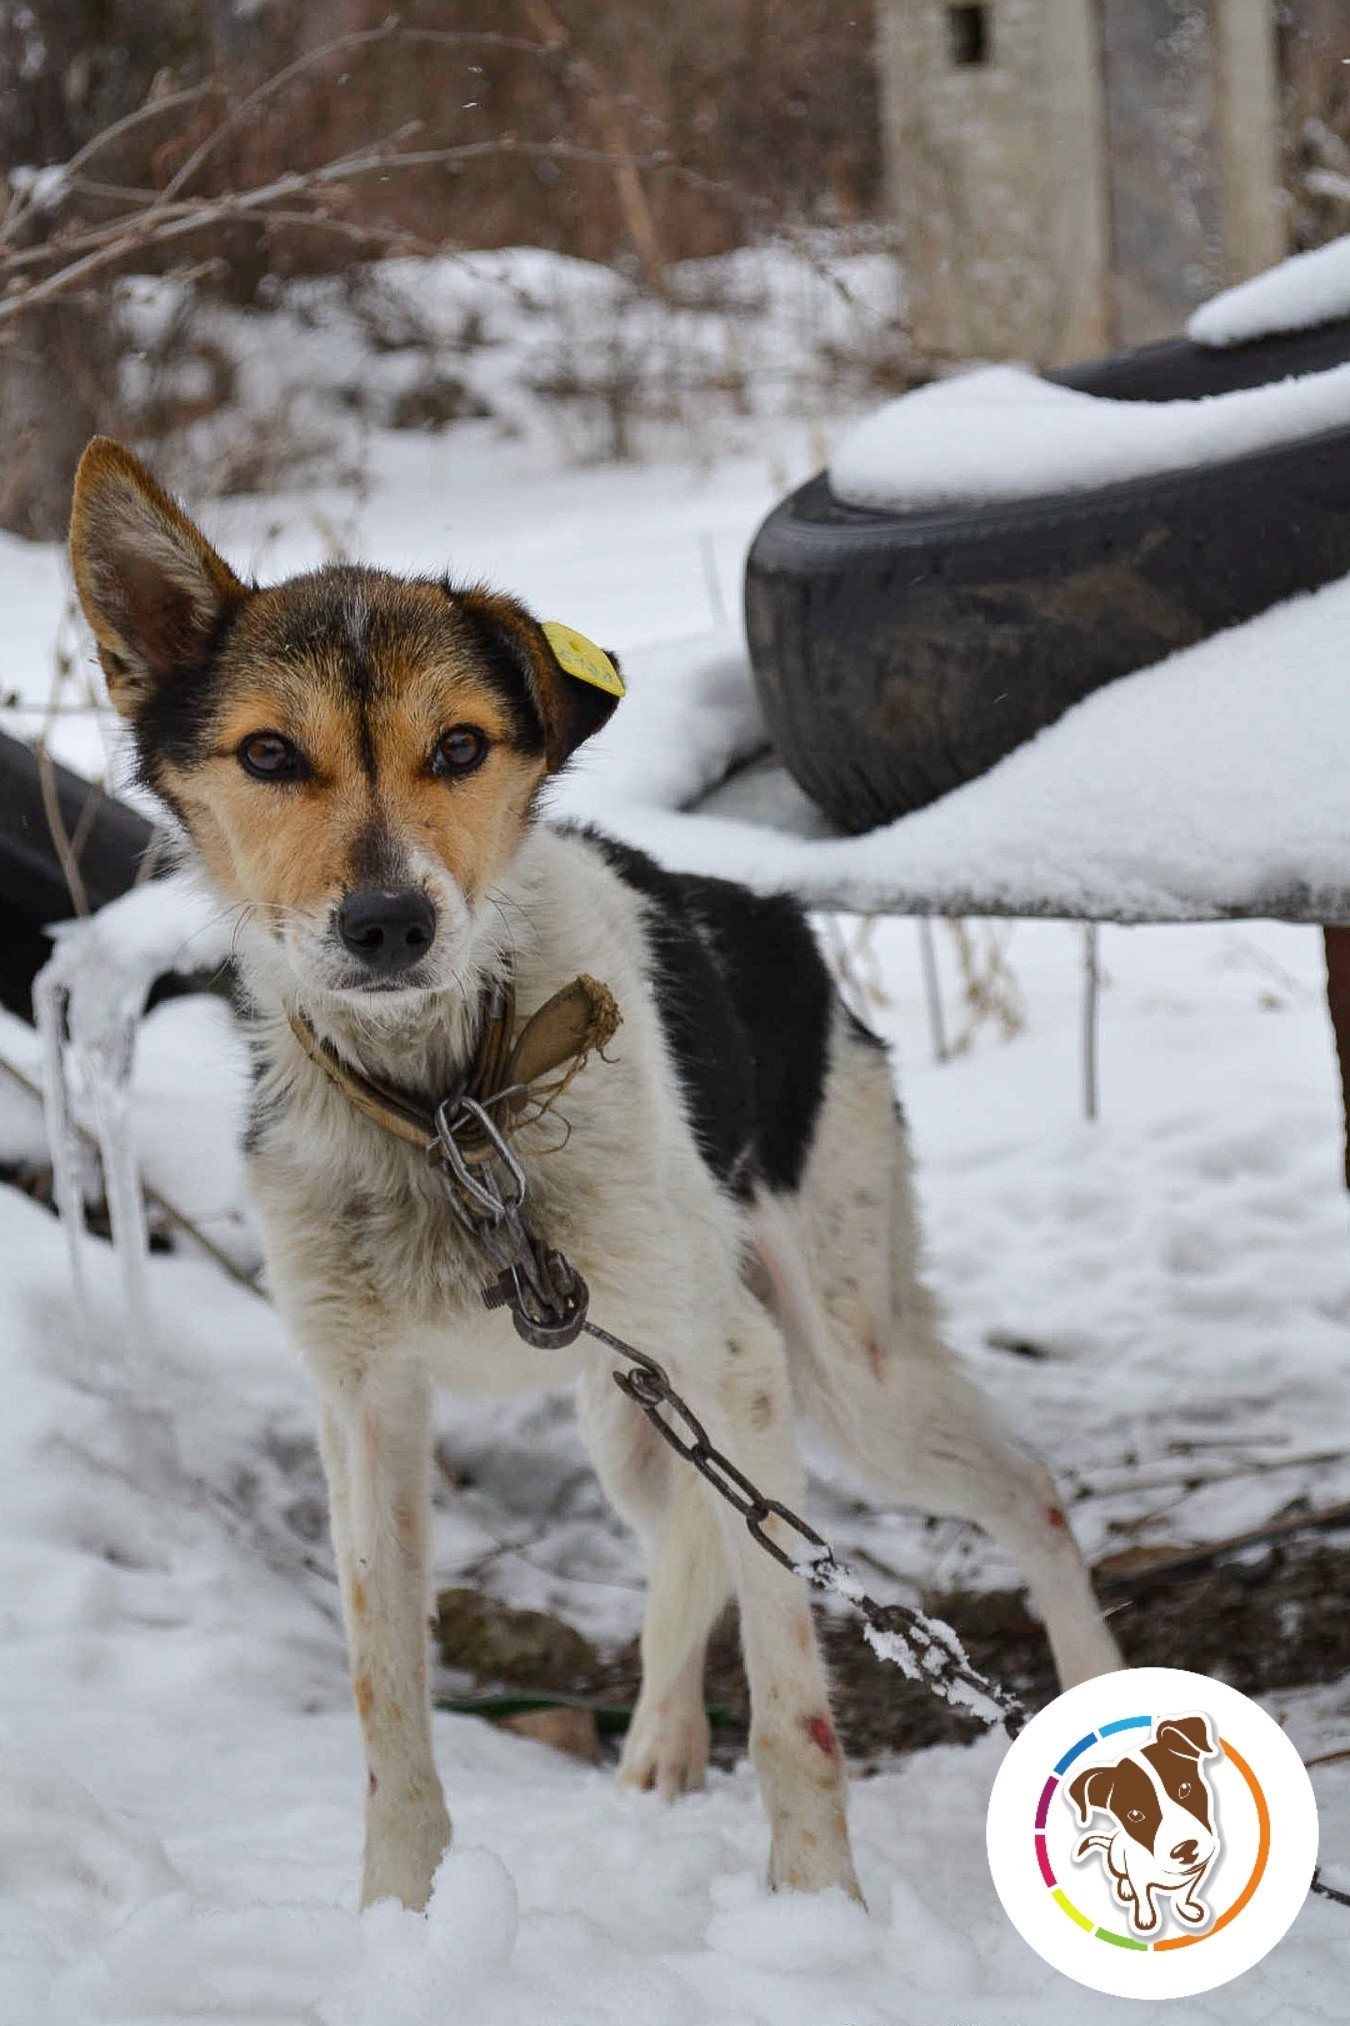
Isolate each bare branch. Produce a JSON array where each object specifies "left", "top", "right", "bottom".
[
  {"left": 0, "top": 134, "right": 693, "bottom": 325},
  {"left": 33, "top": 740, "right": 90, "bottom": 917},
  {"left": 159, "top": 22, "right": 403, "bottom": 203},
  {"left": 0, "top": 83, "right": 220, "bottom": 250}
]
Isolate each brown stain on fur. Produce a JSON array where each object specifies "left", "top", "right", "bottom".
[{"left": 354, "top": 1673, "right": 375, "bottom": 1721}]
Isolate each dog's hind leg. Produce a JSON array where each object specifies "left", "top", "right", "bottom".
[
  {"left": 579, "top": 1371, "right": 728, "bottom": 1798},
  {"left": 753, "top": 1098, "right": 1122, "bottom": 1692},
  {"left": 318, "top": 1359, "right": 450, "bottom": 1911}
]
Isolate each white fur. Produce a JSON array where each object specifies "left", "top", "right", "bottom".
[{"left": 239, "top": 822, "right": 1120, "bottom": 1912}]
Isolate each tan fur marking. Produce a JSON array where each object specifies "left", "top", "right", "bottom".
[{"left": 354, "top": 1673, "right": 375, "bottom": 1721}]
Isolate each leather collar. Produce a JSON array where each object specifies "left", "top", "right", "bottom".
[{"left": 287, "top": 973, "right": 620, "bottom": 1163}]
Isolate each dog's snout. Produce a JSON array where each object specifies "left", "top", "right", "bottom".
[
  {"left": 336, "top": 887, "right": 436, "bottom": 976},
  {"left": 1171, "top": 1837, "right": 1199, "bottom": 1866}
]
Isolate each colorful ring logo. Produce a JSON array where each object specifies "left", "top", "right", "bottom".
[
  {"left": 986, "top": 1666, "right": 1318, "bottom": 1999},
  {"left": 1032, "top": 1712, "right": 1269, "bottom": 1952}
]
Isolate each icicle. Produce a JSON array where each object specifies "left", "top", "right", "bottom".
[
  {"left": 33, "top": 876, "right": 232, "bottom": 1358},
  {"left": 33, "top": 969, "right": 92, "bottom": 1340},
  {"left": 73, "top": 992, "right": 154, "bottom": 1353}
]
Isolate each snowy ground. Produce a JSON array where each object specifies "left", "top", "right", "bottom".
[{"left": 3, "top": 265, "right": 1350, "bottom": 2020}]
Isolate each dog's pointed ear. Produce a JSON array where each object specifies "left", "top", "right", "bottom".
[
  {"left": 457, "top": 590, "right": 621, "bottom": 773},
  {"left": 1069, "top": 1764, "right": 1116, "bottom": 1824},
  {"left": 69, "top": 437, "right": 246, "bottom": 718},
  {"left": 1156, "top": 1715, "right": 1215, "bottom": 1761}
]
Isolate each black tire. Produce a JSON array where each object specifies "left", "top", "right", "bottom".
[
  {"left": 745, "top": 319, "right": 1350, "bottom": 834},
  {"left": 0, "top": 730, "right": 158, "bottom": 1019},
  {"left": 1050, "top": 312, "right": 1350, "bottom": 402}
]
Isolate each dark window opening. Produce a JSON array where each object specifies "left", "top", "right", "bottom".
[{"left": 948, "top": 4, "right": 989, "bottom": 68}]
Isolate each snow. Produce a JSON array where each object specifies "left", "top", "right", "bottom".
[
  {"left": 1189, "top": 234, "right": 1350, "bottom": 349},
  {"left": 2, "top": 246, "right": 1350, "bottom": 2021},
  {"left": 828, "top": 358, "right": 1350, "bottom": 509},
  {"left": 5, "top": 907, "right": 1350, "bottom": 2020}
]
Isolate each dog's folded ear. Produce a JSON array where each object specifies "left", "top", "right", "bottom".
[
  {"left": 1155, "top": 1715, "right": 1215, "bottom": 1761},
  {"left": 69, "top": 437, "right": 246, "bottom": 718},
  {"left": 457, "top": 589, "right": 621, "bottom": 773},
  {"left": 1068, "top": 1764, "right": 1116, "bottom": 1823}
]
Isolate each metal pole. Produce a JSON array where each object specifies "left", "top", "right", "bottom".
[
  {"left": 918, "top": 917, "right": 948, "bottom": 1064},
  {"left": 1082, "top": 923, "right": 1100, "bottom": 1121}
]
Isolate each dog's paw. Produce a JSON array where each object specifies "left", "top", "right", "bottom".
[
  {"left": 767, "top": 1820, "right": 864, "bottom": 1904},
  {"left": 360, "top": 1792, "right": 452, "bottom": 1912},
  {"left": 618, "top": 1695, "right": 710, "bottom": 1800}
]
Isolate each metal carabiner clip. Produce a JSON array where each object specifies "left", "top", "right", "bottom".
[{"left": 433, "top": 1094, "right": 528, "bottom": 1219}]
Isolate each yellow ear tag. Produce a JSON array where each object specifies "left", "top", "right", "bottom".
[{"left": 541, "top": 620, "right": 625, "bottom": 700}]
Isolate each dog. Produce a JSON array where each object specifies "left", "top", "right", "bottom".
[
  {"left": 1069, "top": 1714, "right": 1219, "bottom": 1935},
  {"left": 68, "top": 435, "right": 1122, "bottom": 1913}
]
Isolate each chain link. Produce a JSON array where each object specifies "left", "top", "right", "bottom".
[{"left": 433, "top": 1098, "right": 1025, "bottom": 1734}]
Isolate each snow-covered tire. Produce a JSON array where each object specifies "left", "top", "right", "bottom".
[{"left": 745, "top": 319, "right": 1350, "bottom": 834}]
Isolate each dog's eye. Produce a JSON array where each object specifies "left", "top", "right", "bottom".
[
  {"left": 238, "top": 732, "right": 305, "bottom": 781},
  {"left": 1126, "top": 1808, "right": 1145, "bottom": 1823},
  {"left": 432, "top": 725, "right": 488, "bottom": 777},
  {"left": 1178, "top": 1782, "right": 1192, "bottom": 1798}
]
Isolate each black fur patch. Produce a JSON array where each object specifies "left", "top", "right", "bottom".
[
  {"left": 577, "top": 831, "right": 834, "bottom": 1196},
  {"left": 451, "top": 594, "right": 547, "bottom": 756}
]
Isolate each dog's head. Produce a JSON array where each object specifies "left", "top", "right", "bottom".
[
  {"left": 69, "top": 438, "right": 619, "bottom": 1007},
  {"left": 1069, "top": 1714, "right": 1218, "bottom": 1880}
]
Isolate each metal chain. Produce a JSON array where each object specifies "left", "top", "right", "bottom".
[
  {"left": 432, "top": 1094, "right": 1025, "bottom": 1734},
  {"left": 585, "top": 1317, "right": 1023, "bottom": 1729}
]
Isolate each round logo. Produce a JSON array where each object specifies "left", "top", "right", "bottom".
[{"left": 985, "top": 1667, "right": 1318, "bottom": 1999}]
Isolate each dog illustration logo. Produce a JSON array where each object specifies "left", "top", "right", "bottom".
[{"left": 1068, "top": 1713, "right": 1220, "bottom": 1937}]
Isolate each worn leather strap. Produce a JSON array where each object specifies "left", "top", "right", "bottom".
[{"left": 288, "top": 973, "right": 620, "bottom": 1161}]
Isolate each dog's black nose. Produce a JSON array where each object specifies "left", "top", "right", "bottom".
[
  {"left": 1171, "top": 1838, "right": 1199, "bottom": 1865},
  {"left": 336, "top": 888, "right": 436, "bottom": 976}
]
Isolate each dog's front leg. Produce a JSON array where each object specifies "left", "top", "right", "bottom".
[
  {"left": 318, "top": 1359, "right": 450, "bottom": 1910},
  {"left": 687, "top": 1297, "right": 862, "bottom": 1902}
]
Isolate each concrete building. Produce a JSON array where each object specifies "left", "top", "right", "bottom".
[{"left": 876, "top": 0, "right": 1286, "bottom": 365}]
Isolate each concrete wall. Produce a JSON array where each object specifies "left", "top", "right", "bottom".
[{"left": 877, "top": 0, "right": 1285, "bottom": 365}]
